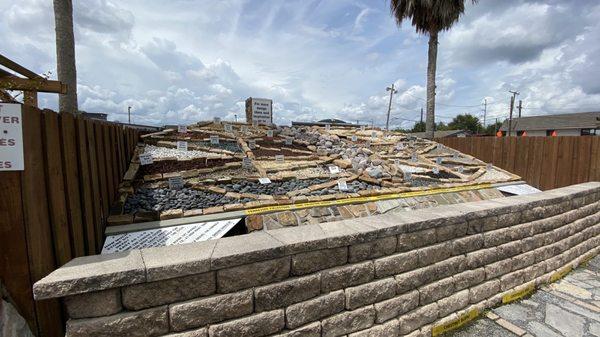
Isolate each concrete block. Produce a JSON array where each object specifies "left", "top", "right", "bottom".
[
  {"left": 141, "top": 240, "right": 215, "bottom": 282},
  {"left": 217, "top": 257, "right": 290, "bottom": 293},
  {"left": 452, "top": 234, "right": 484, "bottom": 254},
  {"left": 417, "top": 242, "right": 452, "bottom": 267},
  {"left": 349, "top": 236, "right": 397, "bottom": 263},
  {"left": 469, "top": 279, "right": 500, "bottom": 304},
  {"left": 453, "top": 268, "right": 485, "bottom": 291},
  {"left": 65, "top": 306, "right": 168, "bottom": 337},
  {"left": 395, "top": 268, "right": 428, "bottom": 294},
  {"left": 64, "top": 289, "right": 122, "bottom": 319},
  {"left": 345, "top": 278, "right": 396, "bottom": 310},
  {"left": 254, "top": 274, "right": 321, "bottom": 312},
  {"left": 291, "top": 247, "right": 347, "bottom": 276},
  {"left": 211, "top": 231, "right": 286, "bottom": 270},
  {"left": 397, "top": 302, "right": 439, "bottom": 335},
  {"left": 321, "top": 305, "right": 376, "bottom": 337},
  {"left": 348, "top": 319, "right": 400, "bottom": 337},
  {"left": 374, "top": 251, "right": 419, "bottom": 278},
  {"left": 286, "top": 291, "right": 345, "bottom": 329},
  {"left": 436, "top": 289, "right": 469, "bottom": 317},
  {"left": 374, "top": 290, "right": 419, "bottom": 323},
  {"left": 322, "top": 261, "right": 374, "bottom": 292},
  {"left": 397, "top": 229, "right": 436, "bottom": 252},
  {"left": 273, "top": 322, "right": 321, "bottom": 337},
  {"left": 484, "top": 259, "right": 513, "bottom": 280},
  {"left": 208, "top": 310, "right": 285, "bottom": 337},
  {"left": 418, "top": 277, "right": 455, "bottom": 304}
]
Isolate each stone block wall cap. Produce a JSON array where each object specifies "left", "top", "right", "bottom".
[{"left": 33, "top": 250, "right": 146, "bottom": 300}]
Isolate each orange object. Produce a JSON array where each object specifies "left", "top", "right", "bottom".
[
  {"left": 522, "top": 131, "right": 527, "bottom": 137},
  {"left": 496, "top": 131, "right": 503, "bottom": 137},
  {"left": 551, "top": 130, "right": 557, "bottom": 137}
]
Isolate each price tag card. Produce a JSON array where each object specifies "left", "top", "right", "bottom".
[
  {"left": 409, "top": 140, "right": 415, "bottom": 147},
  {"left": 457, "top": 166, "right": 464, "bottom": 173},
  {"left": 214, "top": 117, "right": 221, "bottom": 124},
  {"left": 178, "top": 125, "right": 187, "bottom": 133},
  {"left": 325, "top": 124, "right": 331, "bottom": 131},
  {"left": 285, "top": 138, "right": 293, "bottom": 145},
  {"left": 242, "top": 157, "right": 252, "bottom": 168},
  {"left": 248, "top": 140, "right": 256, "bottom": 149},
  {"left": 210, "top": 135, "right": 219, "bottom": 145},
  {"left": 404, "top": 171, "right": 412, "bottom": 181},
  {"left": 486, "top": 163, "right": 493, "bottom": 171},
  {"left": 328, "top": 165, "right": 341, "bottom": 174},
  {"left": 351, "top": 135, "right": 358, "bottom": 142},
  {"left": 360, "top": 125, "right": 366, "bottom": 131},
  {"left": 337, "top": 180, "right": 348, "bottom": 191},
  {"left": 224, "top": 124, "right": 233, "bottom": 132},
  {"left": 436, "top": 157, "right": 443, "bottom": 165},
  {"left": 177, "top": 141, "right": 188, "bottom": 152},
  {"left": 433, "top": 167, "right": 440, "bottom": 175},
  {"left": 139, "top": 153, "right": 153, "bottom": 165},
  {"left": 394, "top": 159, "right": 400, "bottom": 166},
  {"left": 241, "top": 125, "right": 249, "bottom": 133},
  {"left": 275, "top": 155, "right": 284, "bottom": 163},
  {"left": 168, "top": 176, "right": 184, "bottom": 190},
  {"left": 267, "top": 130, "right": 274, "bottom": 138},
  {"left": 258, "top": 177, "right": 271, "bottom": 184},
  {"left": 371, "top": 131, "right": 377, "bottom": 139},
  {"left": 411, "top": 153, "right": 418, "bottom": 162}
]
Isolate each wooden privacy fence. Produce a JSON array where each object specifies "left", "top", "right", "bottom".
[
  {"left": 0, "top": 104, "right": 140, "bottom": 337},
  {"left": 436, "top": 136, "right": 600, "bottom": 191}
]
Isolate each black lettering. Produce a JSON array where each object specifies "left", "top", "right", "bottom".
[
  {"left": 5, "top": 161, "right": 11, "bottom": 168},
  {"left": 8, "top": 139, "right": 15, "bottom": 146},
  {"left": 0, "top": 138, "right": 5, "bottom": 146}
]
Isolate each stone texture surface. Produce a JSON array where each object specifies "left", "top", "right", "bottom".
[
  {"left": 374, "top": 290, "right": 419, "bottom": 323},
  {"left": 217, "top": 257, "right": 290, "bottom": 293},
  {"left": 141, "top": 240, "right": 216, "bottom": 281},
  {"left": 273, "top": 322, "right": 321, "bottom": 337},
  {"left": 162, "top": 328, "right": 207, "bottom": 337},
  {"left": 65, "top": 306, "right": 169, "bottom": 337},
  {"left": 65, "top": 289, "right": 122, "bottom": 319},
  {"left": 349, "top": 236, "right": 397, "bottom": 263},
  {"left": 0, "top": 299, "right": 35, "bottom": 337},
  {"left": 321, "top": 305, "right": 376, "bottom": 337},
  {"left": 169, "top": 290, "right": 253, "bottom": 331},
  {"left": 254, "top": 274, "right": 321, "bottom": 312},
  {"left": 122, "top": 272, "right": 215, "bottom": 310},
  {"left": 291, "top": 247, "right": 347, "bottom": 275},
  {"left": 285, "top": 291, "right": 345, "bottom": 329},
  {"left": 345, "top": 278, "right": 396, "bottom": 310},
  {"left": 348, "top": 319, "right": 400, "bottom": 337},
  {"left": 208, "top": 309, "right": 285, "bottom": 337},
  {"left": 321, "top": 261, "right": 374, "bottom": 292}
]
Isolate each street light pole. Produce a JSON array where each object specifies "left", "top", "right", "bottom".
[
  {"left": 385, "top": 83, "right": 398, "bottom": 131},
  {"left": 128, "top": 106, "right": 131, "bottom": 124}
]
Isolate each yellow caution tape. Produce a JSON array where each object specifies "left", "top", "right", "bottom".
[
  {"left": 550, "top": 265, "right": 573, "bottom": 283},
  {"left": 502, "top": 283, "right": 535, "bottom": 304},
  {"left": 244, "top": 183, "right": 492, "bottom": 216},
  {"left": 431, "top": 308, "right": 480, "bottom": 336},
  {"left": 579, "top": 253, "right": 596, "bottom": 267}
]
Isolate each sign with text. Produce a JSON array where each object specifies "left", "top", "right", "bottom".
[
  {"left": 139, "top": 153, "right": 153, "bottom": 166},
  {"left": 177, "top": 141, "right": 188, "bottom": 152},
  {"left": 248, "top": 140, "right": 256, "bottom": 149},
  {"left": 178, "top": 125, "right": 187, "bottom": 133},
  {"left": 258, "top": 177, "right": 271, "bottom": 184},
  {"left": 275, "top": 155, "right": 284, "bottom": 163},
  {"left": 168, "top": 176, "right": 185, "bottom": 190},
  {"left": 337, "top": 180, "right": 348, "bottom": 191},
  {"left": 328, "top": 165, "right": 340, "bottom": 174},
  {"left": 0, "top": 103, "right": 24, "bottom": 171},
  {"left": 249, "top": 98, "right": 272, "bottom": 125},
  {"left": 266, "top": 130, "right": 274, "bottom": 138},
  {"left": 210, "top": 135, "right": 219, "bottom": 145}
]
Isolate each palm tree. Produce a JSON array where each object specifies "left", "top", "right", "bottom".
[
  {"left": 390, "top": 0, "right": 476, "bottom": 139},
  {"left": 53, "top": 0, "right": 78, "bottom": 113}
]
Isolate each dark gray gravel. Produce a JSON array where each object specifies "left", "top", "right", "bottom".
[
  {"left": 307, "top": 180, "right": 381, "bottom": 195},
  {"left": 220, "top": 178, "right": 330, "bottom": 196},
  {"left": 124, "top": 187, "right": 252, "bottom": 212},
  {"left": 196, "top": 141, "right": 241, "bottom": 153}
]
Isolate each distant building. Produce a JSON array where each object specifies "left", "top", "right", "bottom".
[
  {"left": 291, "top": 119, "right": 365, "bottom": 128},
  {"left": 81, "top": 112, "right": 108, "bottom": 120},
  {"left": 407, "top": 129, "right": 471, "bottom": 138},
  {"left": 499, "top": 111, "right": 600, "bottom": 136}
]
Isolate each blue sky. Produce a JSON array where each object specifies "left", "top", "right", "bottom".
[{"left": 2, "top": 0, "right": 600, "bottom": 128}]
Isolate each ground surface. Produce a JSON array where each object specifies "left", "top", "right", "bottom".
[{"left": 453, "top": 255, "right": 600, "bottom": 337}]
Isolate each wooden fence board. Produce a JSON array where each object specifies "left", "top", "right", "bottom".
[
  {"left": 94, "top": 123, "right": 110, "bottom": 215},
  {"left": 89, "top": 121, "right": 107, "bottom": 249},
  {"left": 526, "top": 137, "right": 544, "bottom": 189},
  {"left": 59, "top": 112, "right": 85, "bottom": 257},
  {"left": 102, "top": 124, "right": 116, "bottom": 205},
  {"left": 590, "top": 137, "right": 600, "bottom": 181},
  {"left": 76, "top": 117, "right": 97, "bottom": 255},
  {"left": 554, "top": 137, "right": 575, "bottom": 188},
  {"left": 573, "top": 136, "right": 592, "bottom": 184},
  {"left": 42, "top": 110, "right": 73, "bottom": 266}
]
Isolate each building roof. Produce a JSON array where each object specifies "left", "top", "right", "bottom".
[
  {"left": 407, "top": 129, "right": 470, "bottom": 138},
  {"left": 499, "top": 111, "right": 600, "bottom": 132}
]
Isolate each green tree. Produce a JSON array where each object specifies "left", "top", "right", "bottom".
[
  {"left": 485, "top": 120, "right": 504, "bottom": 136},
  {"left": 411, "top": 121, "right": 425, "bottom": 132},
  {"left": 389, "top": 0, "right": 477, "bottom": 139},
  {"left": 448, "top": 114, "right": 482, "bottom": 133}
]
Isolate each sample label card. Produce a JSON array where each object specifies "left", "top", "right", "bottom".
[
  {"left": 437, "top": 144, "right": 443, "bottom": 150},
  {"left": 351, "top": 135, "right": 358, "bottom": 142},
  {"left": 267, "top": 130, "right": 274, "bottom": 138},
  {"left": 242, "top": 157, "right": 252, "bottom": 168},
  {"left": 396, "top": 142, "right": 404, "bottom": 150},
  {"left": 275, "top": 155, "right": 284, "bottom": 163},
  {"left": 224, "top": 124, "right": 233, "bottom": 132},
  {"left": 177, "top": 141, "right": 188, "bottom": 152},
  {"left": 248, "top": 140, "right": 256, "bottom": 149},
  {"left": 210, "top": 135, "right": 219, "bottom": 145},
  {"left": 325, "top": 124, "right": 331, "bottom": 131},
  {"left": 371, "top": 131, "right": 377, "bottom": 139},
  {"left": 139, "top": 153, "right": 153, "bottom": 166},
  {"left": 328, "top": 165, "right": 341, "bottom": 174},
  {"left": 168, "top": 176, "right": 185, "bottom": 190},
  {"left": 101, "top": 218, "right": 241, "bottom": 254},
  {"left": 457, "top": 166, "right": 464, "bottom": 173},
  {"left": 360, "top": 125, "right": 366, "bottom": 131},
  {"left": 394, "top": 159, "right": 400, "bottom": 166},
  {"left": 258, "top": 177, "right": 271, "bottom": 184},
  {"left": 411, "top": 153, "right": 418, "bottom": 162},
  {"left": 214, "top": 117, "right": 221, "bottom": 123},
  {"left": 284, "top": 138, "right": 293, "bottom": 145},
  {"left": 436, "top": 157, "right": 443, "bottom": 165},
  {"left": 433, "top": 167, "right": 440, "bottom": 175},
  {"left": 0, "top": 103, "right": 24, "bottom": 171},
  {"left": 178, "top": 125, "right": 187, "bottom": 133},
  {"left": 497, "top": 183, "right": 541, "bottom": 195},
  {"left": 366, "top": 141, "right": 371, "bottom": 147},
  {"left": 337, "top": 180, "right": 348, "bottom": 191},
  {"left": 250, "top": 98, "right": 272, "bottom": 125},
  {"left": 409, "top": 140, "right": 415, "bottom": 147}
]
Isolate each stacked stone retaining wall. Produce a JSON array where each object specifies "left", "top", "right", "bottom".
[{"left": 33, "top": 182, "right": 600, "bottom": 337}]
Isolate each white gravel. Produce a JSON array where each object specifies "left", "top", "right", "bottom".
[
  {"left": 397, "top": 164, "right": 427, "bottom": 173},
  {"left": 144, "top": 145, "right": 216, "bottom": 160}
]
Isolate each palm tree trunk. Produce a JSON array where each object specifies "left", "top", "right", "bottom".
[
  {"left": 425, "top": 30, "right": 438, "bottom": 139},
  {"left": 53, "top": 0, "right": 78, "bottom": 113}
]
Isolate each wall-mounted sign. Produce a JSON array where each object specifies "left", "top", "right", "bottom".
[
  {"left": 0, "top": 103, "right": 24, "bottom": 171},
  {"left": 245, "top": 97, "right": 273, "bottom": 125}
]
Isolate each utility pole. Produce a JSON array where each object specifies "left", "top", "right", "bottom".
[
  {"left": 385, "top": 83, "right": 398, "bottom": 131},
  {"left": 420, "top": 107, "right": 423, "bottom": 124},
  {"left": 483, "top": 99, "right": 487, "bottom": 128},
  {"left": 128, "top": 106, "right": 131, "bottom": 124},
  {"left": 517, "top": 99, "right": 522, "bottom": 118},
  {"left": 508, "top": 90, "right": 519, "bottom": 137}
]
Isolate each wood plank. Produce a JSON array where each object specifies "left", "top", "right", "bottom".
[
  {"left": 94, "top": 122, "right": 110, "bottom": 215},
  {"left": 0, "top": 171, "right": 38, "bottom": 332},
  {"left": 574, "top": 136, "right": 592, "bottom": 184},
  {"left": 76, "top": 117, "right": 97, "bottom": 254},
  {"left": 539, "top": 137, "right": 559, "bottom": 190},
  {"left": 492, "top": 137, "right": 503, "bottom": 168},
  {"left": 589, "top": 137, "right": 600, "bottom": 181},
  {"left": 555, "top": 137, "right": 575, "bottom": 188},
  {"left": 86, "top": 120, "right": 105, "bottom": 251},
  {"left": 59, "top": 112, "right": 85, "bottom": 257},
  {"left": 21, "top": 105, "right": 64, "bottom": 337},
  {"left": 110, "top": 125, "right": 120, "bottom": 188},
  {"left": 513, "top": 137, "right": 529, "bottom": 179},
  {"left": 102, "top": 124, "right": 116, "bottom": 204},
  {"left": 526, "top": 137, "right": 544, "bottom": 189},
  {"left": 42, "top": 109, "right": 73, "bottom": 266},
  {"left": 0, "top": 77, "right": 67, "bottom": 94}
]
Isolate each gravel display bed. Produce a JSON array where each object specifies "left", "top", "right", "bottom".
[
  {"left": 257, "top": 138, "right": 307, "bottom": 151},
  {"left": 144, "top": 145, "right": 214, "bottom": 160},
  {"left": 124, "top": 187, "right": 253, "bottom": 212},
  {"left": 307, "top": 180, "right": 381, "bottom": 195},
  {"left": 417, "top": 170, "right": 459, "bottom": 179},
  {"left": 140, "top": 158, "right": 237, "bottom": 176},
  {"left": 397, "top": 164, "right": 428, "bottom": 173},
  {"left": 409, "top": 179, "right": 439, "bottom": 187},
  {"left": 194, "top": 167, "right": 258, "bottom": 180},
  {"left": 195, "top": 141, "right": 241, "bottom": 153},
  {"left": 220, "top": 178, "right": 330, "bottom": 196},
  {"left": 252, "top": 147, "right": 311, "bottom": 157},
  {"left": 476, "top": 169, "right": 513, "bottom": 182}
]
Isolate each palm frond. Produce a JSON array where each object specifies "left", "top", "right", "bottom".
[{"left": 390, "top": 0, "right": 478, "bottom": 34}]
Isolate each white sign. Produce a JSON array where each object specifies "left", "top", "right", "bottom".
[
  {"left": 242, "top": 157, "right": 252, "bottom": 169},
  {"left": 433, "top": 167, "right": 439, "bottom": 175},
  {"left": 248, "top": 140, "right": 256, "bottom": 149},
  {"left": 497, "top": 184, "right": 541, "bottom": 196},
  {"left": 0, "top": 103, "right": 24, "bottom": 171},
  {"left": 337, "top": 180, "right": 348, "bottom": 191},
  {"left": 411, "top": 153, "right": 418, "bottom": 162},
  {"left": 437, "top": 144, "right": 443, "bottom": 150},
  {"left": 258, "top": 177, "right": 271, "bottom": 184},
  {"left": 394, "top": 159, "right": 400, "bottom": 166},
  {"left": 436, "top": 157, "right": 443, "bottom": 165},
  {"left": 139, "top": 153, "right": 153, "bottom": 165},
  {"left": 325, "top": 124, "right": 331, "bottom": 131},
  {"left": 250, "top": 98, "right": 272, "bottom": 125},
  {"left": 267, "top": 130, "right": 274, "bottom": 138},
  {"left": 285, "top": 138, "right": 293, "bottom": 145},
  {"left": 210, "top": 135, "right": 219, "bottom": 145},
  {"left": 351, "top": 135, "right": 358, "bottom": 142},
  {"left": 371, "top": 131, "right": 377, "bottom": 139},
  {"left": 328, "top": 165, "right": 341, "bottom": 174},
  {"left": 178, "top": 125, "right": 187, "bottom": 133},
  {"left": 168, "top": 176, "right": 185, "bottom": 190},
  {"left": 275, "top": 155, "right": 284, "bottom": 163},
  {"left": 177, "top": 141, "right": 188, "bottom": 152},
  {"left": 101, "top": 218, "right": 241, "bottom": 254},
  {"left": 224, "top": 124, "right": 233, "bottom": 132}
]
